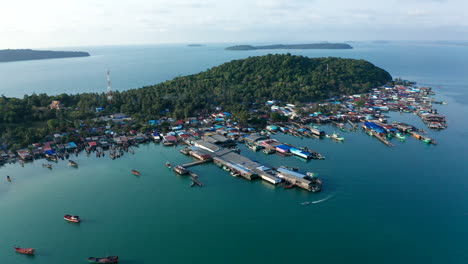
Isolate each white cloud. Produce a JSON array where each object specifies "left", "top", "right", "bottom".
[{"left": 0, "top": 0, "right": 467, "bottom": 48}]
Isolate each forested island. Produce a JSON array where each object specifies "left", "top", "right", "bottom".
[
  {"left": 0, "top": 54, "right": 391, "bottom": 149},
  {"left": 0, "top": 49, "right": 90, "bottom": 62},
  {"left": 226, "top": 43, "right": 353, "bottom": 50}
]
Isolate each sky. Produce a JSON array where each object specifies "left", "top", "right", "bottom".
[{"left": 0, "top": 0, "right": 467, "bottom": 48}]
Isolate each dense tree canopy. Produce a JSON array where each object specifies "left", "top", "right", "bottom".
[{"left": 0, "top": 54, "right": 392, "bottom": 148}]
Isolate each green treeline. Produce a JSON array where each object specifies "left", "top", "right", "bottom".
[{"left": 0, "top": 54, "right": 392, "bottom": 148}]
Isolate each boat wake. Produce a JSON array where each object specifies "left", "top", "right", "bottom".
[
  {"left": 311, "top": 195, "right": 334, "bottom": 204},
  {"left": 300, "top": 195, "right": 334, "bottom": 205}
]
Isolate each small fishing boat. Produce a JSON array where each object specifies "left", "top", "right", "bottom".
[
  {"left": 301, "top": 201, "right": 310, "bottom": 205},
  {"left": 281, "top": 166, "right": 298, "bottom": 171},
  {"left": 230, "top": 171, "right": 240, "bottom": 177},
  {"left": 87, "top": 256, "right": 119, "bottom": 263},
  {"left": 131, "top": 170, "right": 140, "bottom": 176},
  {"left": 165, "top": 161, "right": 172, "bottom": 169},
  {"left": 422, "top": 137, "right": 432, "bottom": 143},
  {"left": 14, "top": 246, "right": 35, "bottom": 255},
  {"left": 395, "top": 133, "right": 406, "bottom": 140},
  {"left": 68, "top": 160, "right": 78, "bottom": 167},
  {"left": 7, "top": 175, "right": 11, "bottom": 182},
  {"left": 42, "top": 163, "right": 53, "bottom": 168},
  {"left": 310, "top": 178, "right": 322, "bottom": 193},
  {"left": 306, "top": 172, "right": 317, "bottom": 177},
  {"left": 262, "top": 148, "right": 275, "bottom": 154},
  {"left": 64, "top": 214, "right": 81, "bottom": 223},
  {"left": 284, "top": 184, "right": 295, "bottom": 189},
  {"left": 330, "top": 132, "right": 344, "bottom": 141}
]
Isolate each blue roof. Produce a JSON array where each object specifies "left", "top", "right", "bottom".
[
  {"left": 276, "top": 144, "right": 292, "bottom": 151},
  {"left": 45, "top": 150, "right": 57, "bottom": 155}
]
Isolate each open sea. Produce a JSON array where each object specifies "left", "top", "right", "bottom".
[{"left": 0, "top": 42, "right": 467, "bottom": 264}]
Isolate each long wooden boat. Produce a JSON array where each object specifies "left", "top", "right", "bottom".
[
  {"left": 87, "top": 256, "right": 119, "bottom": 263},
  {"left": 14, "top": 246, "right": 35, "bottom": 255},
  {"left": 131, "top": 170, "right": 140, "bottom": 176},
  {"left": 64, "top": 214, "right": 81, "bottom": 223}
]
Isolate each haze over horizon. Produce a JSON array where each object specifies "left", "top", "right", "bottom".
[{"left": 1, "top": 0, "right": 468, "bottom": 49}]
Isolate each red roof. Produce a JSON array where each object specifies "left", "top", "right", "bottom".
[
  {"left": 164, "top": 135, "right": 177, "bottom": 142},
  {"left": 88, "top": 141, "right": 97, "bottom": 146},
  {"left": 179, "top": 134, "right": 190, "bottom": 138}
]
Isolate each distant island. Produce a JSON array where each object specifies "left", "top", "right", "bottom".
[
  {"left": 188, "top": 44, "right": 205, "bottom": 47},
  {"left": 225, "top": 43, "right": 353, "bottom": 50},
  {"left": 0, "top": 49, "right": 90, "bottom": 62}
]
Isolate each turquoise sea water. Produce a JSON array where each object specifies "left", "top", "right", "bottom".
[{"left": 0, "top": 43, "right": 467, "bottom": 263}]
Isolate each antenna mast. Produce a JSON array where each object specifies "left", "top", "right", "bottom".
[{"left": 107, "top": 70, "right": 113, "bottom": 104}]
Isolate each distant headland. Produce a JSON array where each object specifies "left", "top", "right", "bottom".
[
  {"left": 0, "top": 49, "right": 90, "bottom": 62},
  {"left": 225, "top": 43, "right": 353, "bottom": 50}
]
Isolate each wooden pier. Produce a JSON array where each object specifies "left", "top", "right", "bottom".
[
  {"left": 190, "top": 172, "right": 203, "bottom": 187},
  {"left": 180, "top": 159, "right": 210, "bottom": 168},
  {"left": 347, "top": 120, "right": 357, "bottom": 130},
  {"left": 373, "top": 132, "right": 393, "bottom": 147}
]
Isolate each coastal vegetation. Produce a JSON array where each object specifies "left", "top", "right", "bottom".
[
  {"left": 0, "top": 49, "right": 90, "bottom": 62},
  {"left": 225, "top": 43, "right": 353, "bottom": 50},
  {"left": 0, "top": 54, "right": 392, "bottom": 149}
]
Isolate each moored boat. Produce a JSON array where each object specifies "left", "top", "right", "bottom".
[
  {"left": 42, "top": 163, "right": 53, "bottom": 168},
  {"left": 165, "top": 161, "right": 172, "bottom": 169},
  {"left": 14, "top": 246, "right": 35, "bottom": 255},
  {"left": 422, "top": 137, "right": 432, "bottom": 143},
  {"left": 395, "top": 132, "right": 406, "bottom": 140},
  {"left": 7, "top": 175, "right": 11, "bottom": 182},
  {"left": 64, "top": 214, "right": 81, "bottom": 223},
  {"left": 330, "top": 132, "right": 344, "bottom": 141},
  {"left": 68, "top": 160, "right": 78, "bottom": 167},
  {"left": 87, "top": 256, "right": 119, "bottom": 263},
  {"left": 131, "top": 170, "right": 140, "bottom": 176},
  {"left": 310, "top": 177, "right": 322, "bottom": 193}
]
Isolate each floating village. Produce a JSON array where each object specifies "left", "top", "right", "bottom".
[{"left": 1, "top": 81, "right": 447, "bottom": 194}]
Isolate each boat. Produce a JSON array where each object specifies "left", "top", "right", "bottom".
[
  {"left": 222, "top": 166, "right": 230, "bottom": 172},
  {"left": 14, "top": 246, "right": 35, "bottom": 255},
  {"left": 306, "top": 172, "right": 318, "bottom": 177},
  {"left": 42, "top": 163, "right": 52, "bottom": 168},
  {"left": 284, "top": 184, "right": 295, "bottom": 189},
  {"left": 230, "top": 171, "right": 240, "bottom": 177},
  {"left": 87, "top": 256, "right": 119, "bottom": 263},
  {"left": 281, "top": 166, "right": 298, "bottom": 171},
  {"left": 422, "top": 137, "right": 432, "bottom": 143},
  {"left": 330, "top": 132, "right": 344, "bottom": 141},
  {"left": 165, "top": 161, "right": 172, "bottom": 169},
  {"left": 310, "top": 177, "right": 322, "bottom": 193},
  {"left": 7, "top": 175, "right": 11, "bottom": 182},
  {"left": 395, "top": 133, "right": 406, "bottom": 140},
  {"left": 262, "top": 148, "right": 275, "bottom": 154},
  {"left": 131, "top": 170, "right": 140, "bottom": 176},
  {"left": 301, "top": 201, "right": 310, "bottom": 205},
  {"left": 68, "top": 160, "right": 78, "bottom": 167},
  {"left": 64, "top": 214, "right": 81, "bottom": 223},
  {"left": 339, "top": 126, "right": 347, "bottom": 132}
]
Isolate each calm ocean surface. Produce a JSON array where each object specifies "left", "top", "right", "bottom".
[{"left": 0, "top": 43, "right": 467, "bottom": 263}]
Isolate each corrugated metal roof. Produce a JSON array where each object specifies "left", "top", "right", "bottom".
[{"left": 277, "top": 167, "right": 306, "bottom": 178}]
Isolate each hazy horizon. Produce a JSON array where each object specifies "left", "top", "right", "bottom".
[{"left": 1, "top": 0, "right": 468, "bottom": 49}]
